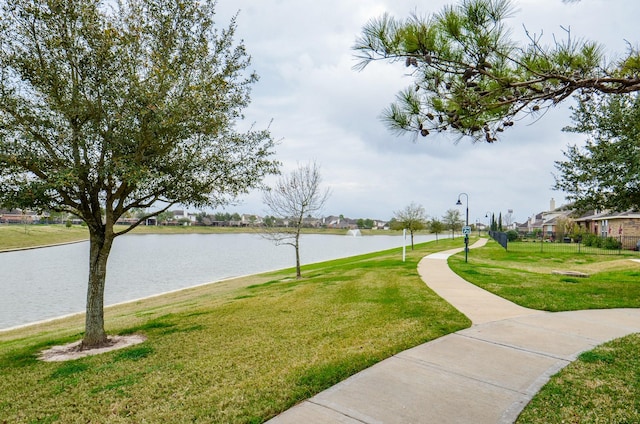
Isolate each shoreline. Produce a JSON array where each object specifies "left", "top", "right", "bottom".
[
  {"left": 0, "top": 238, "right": 89, "bottom": 254},
  {"left": 0, "top": 270, "right": 278, "bottom": 333}
]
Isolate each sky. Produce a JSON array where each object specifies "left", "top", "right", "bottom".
[{"left": 210, "top": 0, "right": 640, "bottom": 225}]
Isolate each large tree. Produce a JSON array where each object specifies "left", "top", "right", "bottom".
[
  {"left": 391, "top": 202, "right": 427, "bottom": 250},
  {"left": 0, "top": 0, "right": 278, "bottom": 348},
  {"left": 554, "top": 93, "right": 640, "bottom": 212},
  {"left": 353, "top": 0, "right": 640, "bottom": 142},
  {"left": 262, "top": 162, "right": 330, "bottom": 279}
]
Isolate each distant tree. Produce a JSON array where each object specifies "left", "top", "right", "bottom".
[
  {"left": 443, "top": 209, "right": 463, "bottom": 237},
  {"left": 262, "top": 162, "right": 331, "bottom": 279},
  {"left": 213, "top": 212, "right": 229, "bottom": 222},
  {"left": 429, "top": 218, "right": 445, "bottom": 242},
  {"left": 491, "top": 213, "right": 497, "bottom": 231},
  {"left": 554, "top": 93, "right": 640, "bottom": 212},
  {"left": 263, "top": 215, "right": 276, "bottom": 227},
  {"left": 357, "top": 218, "right": 374, "bottom": 229},
  {"left": 498, "top": 212, "right": 503, "bottom": 231},
  {"left": 392, "top": 202, "right": 428, "bottom": 250},
  {"left": 503, "top": 210, "right": 514, "bottom": 228},
  {"left": 353, "top": 0, "right": 640, "bottom": 142},
  {"left": 156, "top": 211, "right": 174, "bottom": 225},
  {"left": 0, "top": 0, "right": 278, "bottom": 348},
  {"left": 194, "top": 212, "right": 208, "bottom": 224}
]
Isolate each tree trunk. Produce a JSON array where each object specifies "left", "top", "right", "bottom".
[
  {"left": 82, "top": 229, "right": 114, "bottom": 349},
  {"left": 294, "top": 233, "right": 301, "bottom": 279}
]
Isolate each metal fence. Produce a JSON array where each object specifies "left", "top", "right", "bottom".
[{"left": 488, "top": 232, "right": 640, "bottom": 255}]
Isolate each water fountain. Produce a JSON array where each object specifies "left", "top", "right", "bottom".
[{"left": 346, "top": 229, "right": 362, "bottom": 237}]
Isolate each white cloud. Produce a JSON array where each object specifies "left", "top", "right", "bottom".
[{"left": 214, "top": 0, "right": 639, "bottom": 223}]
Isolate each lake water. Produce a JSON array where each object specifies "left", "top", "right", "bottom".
[{"left": 0, "top": 232, "right": 443, "bottom": 330}]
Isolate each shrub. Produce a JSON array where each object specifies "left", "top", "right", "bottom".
[
  {"left": 602, "top": 237, "right": 622, "bottom": 250},
  {"left": 506, "top": 230, "right": 519, "bottom": 242},
  {"left": 582, "top": 233, "right": 599, "bottom": 247}
]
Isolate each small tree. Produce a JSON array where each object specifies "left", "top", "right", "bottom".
[
  {"left": 262, "top": 162, "right": 330, "bottom": 279},
  {"left": 392, "top": 202, "right": 428, "bottom": 250},
  {"left": 443, "top": 209, "right": 463, "bottom": 238},
  {"left": 429, "top": 218, "right": 445, "bottom": 242}
]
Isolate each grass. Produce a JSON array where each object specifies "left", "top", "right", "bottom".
[
  {"left": 2, "top": 235, "right": 639, "bottom": 422},
  {"left": 0, "top": 238, "right": 468, "bottom": 423},
  {"left": 448, "top": 239, "right": 640, "bottom": 311},
  {"left": 0, "top": 224, "right": 89, "bottom": 251},
  {"left": 516, "top": 333, "right": 640, "bottom": 424},
  {"left": 449, "top": 239, "right": 640, "bottom": 423}
]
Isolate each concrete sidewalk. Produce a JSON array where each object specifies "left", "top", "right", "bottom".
[{"left": 267, "top": 239, "right": 640, "bottom": 423}]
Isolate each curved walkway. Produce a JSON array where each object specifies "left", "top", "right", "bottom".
[{"left": 268, "top": 239, "right": 640, "bottom": 423}]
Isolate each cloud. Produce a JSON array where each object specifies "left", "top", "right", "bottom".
[{"left": 214, "top": 0, "right": 638, "bottom": 223}]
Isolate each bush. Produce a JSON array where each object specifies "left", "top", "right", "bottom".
[
  {"left": 580, "top": 234, "right": 621, "bottom": 250},
  {"left": 506, "top": 230, "right": 519, "bottom": 242},
  {"left": 582, "top": 233, "right": 599, "bottom": 247},
  {"left": 602, "top": 237, "right": 622, "bottom": 250}
]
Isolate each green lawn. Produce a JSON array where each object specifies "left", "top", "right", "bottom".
[
  {"left": 0, "top": 224, "right": 89, "bottom": 251},
  {"left": 449, "top": 239, "right": 640, "bottom": 423},
  {"left": 448, "top": 240, "right": 640, "bottom": 311},
  {"left": 0, "top": 238, "right": 468, "bottom": 423},
  {"left": 1, "top": 236, "right": 638, "bottom": 423}
]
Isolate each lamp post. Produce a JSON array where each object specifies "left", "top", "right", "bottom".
[
  {"left": 456, "top": 193, "right": 469, "bottom": 262},
  {"left": 485, "top": 211, "right": 492, "bottom": 232}
]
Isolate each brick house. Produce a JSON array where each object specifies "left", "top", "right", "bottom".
[{"left": 575, "top": 210, "right": 640, "bottom": 249}]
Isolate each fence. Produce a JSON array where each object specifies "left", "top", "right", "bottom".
[
  {"left": 488, "top": 231, "right": 508, "bottom": 249},
  {"left": 488, "top": 232, "right": 640, "bottom": 256}
]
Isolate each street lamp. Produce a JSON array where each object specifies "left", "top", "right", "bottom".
[
  {"left": 456, "top": 193, "right": 469, "bottom": 263},
  {"left": 485, "top": 211, "right": 492, "bottom": 232}
]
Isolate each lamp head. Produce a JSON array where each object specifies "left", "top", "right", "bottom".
[{"left": 456, "top": 199, "right": 462, "bottom": 206}]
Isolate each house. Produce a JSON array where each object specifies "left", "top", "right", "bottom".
[
  {"left": 575, "top": 210, "right": 640, "bottom": 238},
  {"left": 240, "top": 214, "right": 263, "bottom": 226},
  {"left": 517, "top": 197, "right": 640, "bottom": 248},
  {"left": 574, "top": 209, "right": 640, "bottom": 249},
  {"left": 0, "top": 209, "right": 42, "bottom": 224},
  {"left": 518, "top": 198, "right": 573, "bottom": 239},
  {"left": 322, "top": 215, "right": 358, "bottom": 229}
]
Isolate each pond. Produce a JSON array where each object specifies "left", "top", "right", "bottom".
[{"left": 0, "top": 232, "right": 443, "bottom": 330}]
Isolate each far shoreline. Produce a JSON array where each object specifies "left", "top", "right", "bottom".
[{"left": 0, "top": 223, "right": 427, "bottom": 253}]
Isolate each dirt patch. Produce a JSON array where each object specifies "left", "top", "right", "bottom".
[
  {"left": 552, "top": 270, "right": 590, "bottom": 278},
  {"left": 39, "top": 334, "right": 147, "bottom": 362}
]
